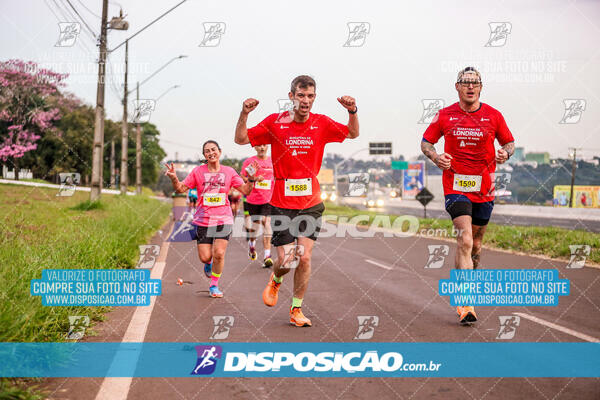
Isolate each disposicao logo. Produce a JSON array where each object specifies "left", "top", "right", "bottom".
[
  {"left": 191, "top": 345, "right": 222, "bottom": 375},
  {"left": 223, "top": 350, "right": 404, "bottom": 373}
]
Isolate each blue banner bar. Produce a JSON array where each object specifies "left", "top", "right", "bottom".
[{"left": 0, "top": 343, "right": 598, "bottom": 377}]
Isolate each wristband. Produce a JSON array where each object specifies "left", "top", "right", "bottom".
[{"left": 348, "top": 106, "right": 358, "bottom": 114}]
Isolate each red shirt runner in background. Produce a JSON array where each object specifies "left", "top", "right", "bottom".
[
  {"left": 248, "top": 111, "right": 349, "bottom": 209},
  {"left": 423, "top": 102, "right": 514, "bottom": 203}
]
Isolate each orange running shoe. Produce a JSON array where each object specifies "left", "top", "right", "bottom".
[
  {"left": 290, "top": 307, "right": 312, "bottom": 327},
  {"left": 262, "top": 273, "right": 281, "bottom": 307},
  {"left": 457, "top": 306, "right": 477, "bottom": 324}
]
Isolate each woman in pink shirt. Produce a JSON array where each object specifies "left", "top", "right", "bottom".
[{"left": 165, "top": 140, "right": 258, "bottom": 298}]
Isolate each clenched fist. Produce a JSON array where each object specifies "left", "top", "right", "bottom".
[
  {"left": 337, "top": 95, "right": 357, "bottom": 112},
  {"left": 496, "top": 148, "right": 509, "bottom": 164},
  {"left": 242, "top": 98, "right": 259, "bottom": 115},
  {"left": 435, "top": 153, "right": 453, "bottom": 170}
]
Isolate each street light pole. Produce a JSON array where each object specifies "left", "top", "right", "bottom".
[
  {"left": 120, "top": 40, "right": 129, "bottom": 194},
  {"left": 569, "top": 148, "right": 578, "bottom": 208},
  {"left": 90, "top": 0, "right": 108, "bottom": 201},
  {"left": 136, "top": 82, "right": 142, "bottom": 195},
  {"left": 155, "top": 84, "right": 180, "bottom": 103},
  {"left": 132, "top": 57, "right": 186, "bottom": 195},
  {"left": 110, "top": 2, "right": 189, "bottom": 195}
]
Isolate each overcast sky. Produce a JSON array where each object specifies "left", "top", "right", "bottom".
[{"left": 2, "top": 0, "right": 600, "bottom": 161}]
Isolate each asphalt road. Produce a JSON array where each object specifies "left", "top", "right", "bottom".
[
  {"left": 343, "top": 200, "right": 600, "bottom": 233},
  {"left": 43, "top": 219, "right": 600, "bottom": 400}
]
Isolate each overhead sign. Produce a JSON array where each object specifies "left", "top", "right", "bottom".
[
  {"left": 391, "top": 161, "right": 408, "bottom": 170},
  {"left": 369, "top": 142, "right": 392, "bottom": 155}
]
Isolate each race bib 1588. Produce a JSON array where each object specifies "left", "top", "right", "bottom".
[{"left": 284, "top": 178, "right": 312, "bottom": 196}]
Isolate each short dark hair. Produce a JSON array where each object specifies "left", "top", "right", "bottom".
[
  {"left": 290, "top": 75, "right": 316, "bottom": 93},
  {"left": 202, "top": 140, "right": 221, "bottom": 153},
  {"left": 201, "top": 140, "right": 221, "bottom": 164}
]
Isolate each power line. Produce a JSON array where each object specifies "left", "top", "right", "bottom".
[
  {"left": 105, "top": 53, "right": 125, "bottom": 104},
  {"left": 63, "top": 0, "right": 99, "bottom": 39},
  {"left": 75, "top": 0, "right": 101, "bottom": 19},
  {"left": 53, "top": 0, "right": 97, "bottom": 45},
  {"left": 110, "top": 0, "right": 188, "bottom": 52},
  {"left": 45, "top": 0, "right": 95, "bottom": 55}
]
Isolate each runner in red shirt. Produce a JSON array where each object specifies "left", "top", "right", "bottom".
[
  {"left": 241, "top": 145, "right": 275, "bottom": 268},
  {"left": 234, "top": 75, "right": 360, "bottom": 327},
  {"left": 421, "top": 67, "right": 515, "bottom": 324}
]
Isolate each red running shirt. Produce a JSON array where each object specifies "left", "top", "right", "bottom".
[
  {"left": 423, "top": 102, "right": 514, "bottom": 202},
  {"left": 248, "top": 112, "right": 348, "bottom": 209}
]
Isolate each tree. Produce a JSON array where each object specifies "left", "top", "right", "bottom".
[
  {"left": 0, "top": 60, "right": 67, "bottom": 179},
  {"left": 122, "top": 122, "right": 166, "bottom": 187},
  {"left": 20, "top": 95, "right": 87, "bottom": 181}
]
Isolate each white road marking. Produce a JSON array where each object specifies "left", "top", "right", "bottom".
[
  {"left": 365, "top": 259, "right": 393, "bottom": 270},
  {"left": 95, "top": 233, "right": 172, "bottom": 400},
  {"left": 513, "top": 312, "right": 600, "bottom": 343}
]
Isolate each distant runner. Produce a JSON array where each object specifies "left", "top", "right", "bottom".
[
  {"left": 187, "top": 187, "right": 198, "bottom": 213},
  {"left": 421, "top": 66, "right": 515, "bottom": 324},
  {"left": 235, "top": 75, "right": 360, "bottom": 327},
  {"left": 165, "top": 140, "right": 257, "bottom": 298},
  {"left": 241, "top": 144, "right": 275, "bottom": 268}
]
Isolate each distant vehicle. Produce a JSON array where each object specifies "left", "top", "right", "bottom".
[
  {"left": 364, "top": 192, "right": 385, "bottom": 208},
  {"left": 320, "top": 184, "right": 337, "bottom": 202}
]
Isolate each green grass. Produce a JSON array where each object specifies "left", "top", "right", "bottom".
[
  {"left": 19, "top": 178, "right": 51, "bottom": 185},
  {"left": 0, "top": 379, "right": 45, "bottom": 400},
  {"left": 323, "top": 202, "right": 599, "bottom": 264},
  {"left": 0, "top": 184, "right": 171, "bottom": 342},
  {"left": 0, "top": 184, "right": 171, "bottom": 397},
  {"left": 69, "top": 199, "right": 106, "bottom": 211}
]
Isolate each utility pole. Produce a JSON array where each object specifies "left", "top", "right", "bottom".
[
  {"left": 110, "top": 139, "right": 115, "bottom": 187},
  {"left": 569, "top": 148, "right": 578, "bottom": 208},
  {"left": 120, "top": 40, "right": 129, "bottom": 194},
  {"left": 136, "top": 82, "right": 142, "bottom": 195},
  {"left": 90, "top": 0, "right": 109, "bottom": 201}
]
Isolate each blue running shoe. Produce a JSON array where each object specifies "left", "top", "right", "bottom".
[
  {"left": 209, "top": 285, "right": 223, "bottom": 298},
  {"left": 204, "top": 262, "right": 212, "bottom": 278}
]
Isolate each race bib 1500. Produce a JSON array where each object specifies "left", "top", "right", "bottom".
[
  {"left": 453, "top": 174, "right": 482, "bottom": 192},
  {"left": 284, "top": 178, "right": 312, "bottom": 196}
]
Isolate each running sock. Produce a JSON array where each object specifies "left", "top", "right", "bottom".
[
  {"left": 248, "top": 239, "right": 256, "bottom": 248},
  {"left": 272, "top": 274, "right": 283, "bottom": 284},
  {"left": 210, "top": 271, "right": 221, "bottom": 287},
  {"left": 292, "top": 297, "right": 303, "bottom": 309},
  {"left": 264, "top": 249, "right": 271, "bottom": 259}
]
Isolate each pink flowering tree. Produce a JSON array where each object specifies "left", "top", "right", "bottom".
[{"left": 0, "top": 60, "right": 67, "bottom": 179}]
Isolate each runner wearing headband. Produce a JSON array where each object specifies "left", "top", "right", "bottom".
[{"left": 421, "top": 66, "right": 515, "bottom": 324}]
